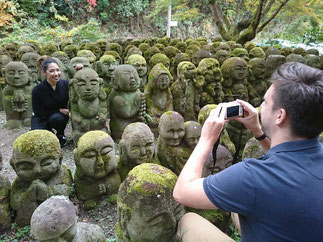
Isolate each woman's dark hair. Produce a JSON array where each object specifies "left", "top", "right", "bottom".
[
  {"left": 37, "top": 55, "right": 58, "bottom": 72},
  {"left": 270, "top": 62, "right": 323, "bottom": 138}
]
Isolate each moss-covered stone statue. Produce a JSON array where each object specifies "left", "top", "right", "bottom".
[
  {"left": 52, "top": 51, "right": 70, "bottom": 71},
  {"left": 41, "top": 43, "right": 58, "bottom": 56},
  {"left": 170, "top": 53, "right": 191, "bottom": 80},
  {"left": 124, "top": 47, "right": 142, "bottom": 63},
  {"left": 197, "top": 58, "right": 224, "bottom": 106},
  {"left": 265, "top": 55, "right": 286, "bottom": 80},
  {"left": 143, "top": 46, "right": 161, "bottom": 64},
  {"left": 0, "top": 151, "right": 11, "bottom": 232},
  {"left": 163, "top": 46, "right": 181, "bottom": 60},
  {"left": 230, "top": 48, "right": 249, "bottom": 62},
  {"left": 149, "top": 53, "right": 170, "bottom": 71},
  {"left": 69, "top": 68, "right": 108, "bottom": 144},
  {"left": 21, "top": 52, "right": 41, "bottom": 84},
  {"left": 247, "top": 58, "right": 268, "bottom": 107},
  {"left": 198, "top": 104, "right": 236, "bottom": 155},
  {"left": 63, "top": 44, "right": 79, "bottom": 59},
  {"left": 119, "top": 122, "right": 156, "bottom": 181},
  {"left": 3, "top": 43, "right": 17, "bottom": 60},
  {"left": 157, "top": 111, "right": 187, "bottom": 175},
  {"left": 74, "top": 131, "right": 120, "bottom": 209},
  {"left": 221, "top": 57, "right": 249, "bottom": 102},
  {"left": 117, "top": 163, "right": 185, "bottom": 242},
  {"left": 77, "top": 50, "right": 96, "bottom": 68},
  {"left": 0, "top": 55, "right": 11, "bottom": 111},
  {"left": 286, "top": 54, "right": 306, "bottom": 64},
  {"left": 10, "top": 130, "right": 73, "bottom": 226},
  {"left": 192, "top": 50, "right": 212, "bottom": 66},
  {"left": 126, "top": 54, "right": 148, "bottom": 92},
  {"left": 16, "top": 46, "right": 34, "bottom": 61},
  {"left": 31, "top": 196, "right": 106, "bottom": 241},
  {"left": 305, "top": 54, "right": 320, "bottom": 69},
  {"left": 68, "top": 57, "right": 91, "bottom": 78},
  {"left": 248, "top": 47, "right": 266, "bottom": 59},
  {"left": 96, "top": 54, "right": 119, "bottom": 96},
  {"left": 185, "top": 44, "right": 201, "bottom": 58},
  {"left": 84, "top": 42, "right": 103, "bottom": 60},
  {"left": 145, "top": 63, "right": 173, "bottom": 135},
  {"left": 97, "top": 39, "right": 107, "bottom": 53},
  {"left": 171, "top": 61, "right": 202, "bottom": 121},
  {"left": 242, "top": 137, "right": 265, "bottom": 160},
  {"left": 265, "top": 47, "right": 281, "bottom": 57},
  {"left": 214, "top": 50, "right": 230, "bottom": 66},
  {"left": 3, "top": 61, "right": 33, "bottom": 129},
  {"left": 109, "top": 65, "right": 146, "bottom": 141}
]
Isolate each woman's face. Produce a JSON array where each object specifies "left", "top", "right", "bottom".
[{"left": 45, "top": 63, "right": 61, "bottom": 85}]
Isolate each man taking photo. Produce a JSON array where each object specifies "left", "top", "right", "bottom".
[{"left": 173, "top": 62, "right": 323, "bottom": 241}]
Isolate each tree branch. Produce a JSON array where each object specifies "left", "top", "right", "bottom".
[
  {"left": 209, "top": 1, "right": 231, "bottom": 40},
  {"left": 262, "top": 0, "right": 275, "bottom": 17},
  {"left": 214, "top": 1, "right": 231, "bottom": 28},
  {"left": 257, "top": 0, "right": 290, "bottom": 32}
]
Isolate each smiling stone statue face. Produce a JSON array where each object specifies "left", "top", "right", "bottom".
[
  {"left": 117, "top": 163, "right": 185, "bottom": 242},
  {"left": 75, "top": 131, "right": 116, "bottom": 180},
  {"left": 73, "top": 68, "right": 100, "bottom": 101},
  {"left": 5, "top": 62, "right": 29, "bottom": 87},
  {"left": 159, "top": 111, "right": 185, "bottom": 147}
]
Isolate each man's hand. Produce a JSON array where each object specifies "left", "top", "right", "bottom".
[
  {"left": 59, "top": 108, "right": 69, "bottom": 116},
  {"left": 199, "top": 103, "right": 227, "bottom": 149},
  {"left": 233, "top": 99, "right": 263, "bottom": 137}
]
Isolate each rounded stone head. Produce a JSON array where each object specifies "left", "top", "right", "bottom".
[
  {"left": 112, "top": 64, "right": 140, "bottom": 92},
  {"left": 10, "top": 130, "right": 62, "bottom": 183},
  {"left": 221, "top": 57, "right": 248, "bottom": 83},
  {"left": 192, "top": 50, "right": 212, "bottom": 66},
  {"left": 198, "top": 58, "right": 221, "bottom": 83},
  {"left": 214, "top": 50, "right": 230, "bottom": 66},
  {"left": 159, "top": 111, "right": 185, "bottom": 147},
  {"left": 126, "top": 54, "right": 147, "bottom": 78},
  {"left": 184, "top": 121, "right": 202, "bottom": 149},
  {"left": 120, "top": 122, "right": 154, "bottom": 165},
  {"left": 98, "top": 54, "right": 118, "bottom": 78},
  {"left": 68, "top": 57, "right": 91, "bottom": 78},
  {"left": 71, "top": 68, "right": 101, "bottom": 101},
  {"left": 148, "top": 63, "right": 172, "bottom": 90},
  {"left": 31, "top": 196, "right": 78, "bottom": 241},
  {"left": 149, "top": 53, "right": 170, "bottom": 70},
  {"left": 177, "top": 61, "right": 197, "bottom": 80},
  {"left": 52, "top": 51, "right": 70, "bottom": 68},
  {"left": 21, "top": 52, "right": 40, "bottom": 74},
  {"left": 117, "top": 163, "right": 185, "bottom": 242},
  {"left": 248, "top": 57, "right": 266, "bottom": 80},
  {"left": 5, "top": 61, "right": 30, "bottom": 87},
  {"left": 74, "top": 131, "right": 117, "bottom": 180},
  {"left": 77, "top": 50, "right": 96, "bottom": 64},
  {"left": 231, "top": 48, "right": 249, "bottom": 61},
  {"left": 17, "top": 46, "right": 34, "bottom": 60}
]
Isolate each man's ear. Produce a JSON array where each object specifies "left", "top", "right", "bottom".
[{"left": 275, "top": 108, "right": 287, "bottom": 125}]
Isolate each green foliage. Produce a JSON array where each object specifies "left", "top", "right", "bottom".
[
  {"left": 0, "top": 223, "right": 32, "bottom": 241},
  {"left": 114, "top": 0, "right": 149, "bottom": 21},
  {"left": 71, "top": 18, "right": 105, "bottom": 43}
]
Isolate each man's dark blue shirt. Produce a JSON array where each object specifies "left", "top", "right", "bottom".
[{"left": 203, "top": 138, "right": 323, "bottom": 242}]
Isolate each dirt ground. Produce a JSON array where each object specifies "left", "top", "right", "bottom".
[{"left": 0, "top": 111, "right": 118, "bottom": 241}]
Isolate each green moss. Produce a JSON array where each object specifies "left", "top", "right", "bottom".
[
  {"left": 106, "top": 194, "right": 118, "bottom": 204},
  {"left": 126, "top": 163, "right": 177, "bottom": 195},
  {"left": 77, "top": 130, "right": 110, "bottom": 152},
  {"left": 99, "top": 55, "right": 116, "bottom": 63},
  {"left": 13, "top": 130, "right": 60, "bottom": 157},
  {"left": 115, "top": 221, "right": 123, "bottom": 239},
  {"left": 77, "top": 49, "right": 96, "bottom": 63},
  {"left": 149, "top": 53, "right": 170, "bottom": 68},
  {"left": 231, "top": 48, "right": 248, "bottom": 57},
  {"left": 126, "top": 54, "right": 146, "bottom": 65},
  {"left": 148, "top": 63, "right": 172, "bottom": 84},
  {"left": 84, "top": 200, "right": 99, "bottom": 210}
]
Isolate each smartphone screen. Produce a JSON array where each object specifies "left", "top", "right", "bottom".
[{"left": 227, "top": 105, "right": 240, "bottom": 118}]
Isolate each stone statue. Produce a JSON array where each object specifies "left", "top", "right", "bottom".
[
  {"left": 265, "top": 55, "right": 286, "bottom": 80},
  {"left": 305, "top": 54, "right": 320, "bottom": 69},
  {"left": 16, "top": 46, "right": 34, "bottom": 61},
  {"left": 163, "top": 46, "right": 181, "bottom": 60},
  {"left": 184, "top": 121, "right": 202, "bottom": 149},
  {"left": 170, "top": 53, "right": 191, "bottom": 80},
  {"left": 63, "top": 44, "right": 79, "bottom": 59},
  {"left": 119, "top": 122, "right": 155, "bottom": 181},
  {"left": 84, "top": 42, "right": 102, "bottom": 60},
  {"left": 96, "top": 54, "right": 119, "bottom": 96},
  {"left": 21, "top": 52, "right": 41, "bottom": 84},
  {"left": 214, "top": 50, "right": 230, "bottom": 66},
  {"left": 3, "top": 61, "right": 33, "bottom": 129},
  {"left": 143, "top": 46, "right": 161, "bottom": 64},
  {"left": 171, "top": 61, "right": 202, "bottom": 121},
  {"left": 197, "top": 58, "right": 224, "bottom": 106},
  {"left": 286, "top": 54, "right": 305, "bottom": 64},
  {"left": 230, "top": 48, "right": 249, "bottom": 62},
  {"left": 97, "top": 39, "right": 107, "bottom": 53},
  {"left": 74, "top": 131, "right": 120, "bottom": 209},
  {"left": 0, "top": 151, "right": 11, "bottom": 232},
  {"left": 52, "top": 51, "right": 70, "bottom": 71},
  {"left": 248, "top": 47, "right": 266, "bottom": 59},
  {"left": 247, "top": 58, "right": 268, "bottom": 107},
  {"left": 117, "top": 163, "right": 185, "bottom": 242},
  {"left": 10, "top": 130, "right": 73, "bottom": 226},
  {"left": 31, "top": 196, "right": 106, "bottom": 241},
  {"left": 242, "top": 137, "right": 265, "bottom": 160},
  {"left": 109, "top": 65, "right": 146, "bottom": 141},
  {"left": 69, "top": 68, "right": 108, "bottom": 144},
  {"left": 126, "top": 54, "right": 148, "bottom": 92},
  {"left": 145, "top": 63, "right": 173, "bottom": 135},
  {"left": 157, "top": 111, "right": 186, "bottom": 175},
  {"left": 192, "top": 50, "right": 212, "bottom": 66},
  {"left": 124, "top": 47, "right": 142, "bottom": 63},
  {"left": 3, "top": 43, "right": 17, "bottom": 60},
  {"left": 221, "top": 57, "right": 249, "bottom": 102},
  {"left": 77, "top": 50, "right": 96, "bottom": 68},
  {"left": 198, "top": 104, "right": 236, "bottom": 155},
  {"left": 68, "top": 57, "right": 91, "bottom": 78},
  {"left": 149, "top": 53, "right": 170, "bottom": 71},
  {"left": 0, "top": 55, "right": 11, "bottom": 111},
  {"left": 40, "top": 43, "right": 58, "bottom": 56}
]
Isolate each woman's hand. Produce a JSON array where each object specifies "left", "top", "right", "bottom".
[{"left": 59, "top": 109, "right": 70, "bottom": 116}]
